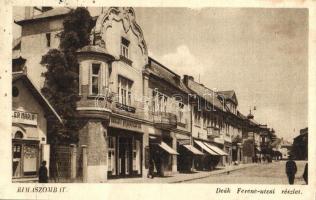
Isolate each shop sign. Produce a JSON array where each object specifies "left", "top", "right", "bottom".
[
  {"left": 12, "top": 110, "right": 37, "bottom": 126},
  {"left": 110, "top": 116, "right": 142, "bottom": 132}
]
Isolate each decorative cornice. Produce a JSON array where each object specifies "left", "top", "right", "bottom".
[{"left": 94, "top": 7, "right": 148, "bottom": 56}]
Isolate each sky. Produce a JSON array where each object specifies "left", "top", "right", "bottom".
[{"left": 13, "top": 7, "right": 308, "bottom": 141}]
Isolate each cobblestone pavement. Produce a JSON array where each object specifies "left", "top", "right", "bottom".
[
  {"left": 184, "top": 160, "right": 308, "bottom": 185},
  {"left": 107, "top": 163, "right": 256, "bottom": 183}
]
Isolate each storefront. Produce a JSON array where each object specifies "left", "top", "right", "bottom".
[
  {"left": 12, "top": 126, "right": 40, "bottom": 179},
  {"left": 148, "top": 131, "right": 178, "bottom": 177},
  {"left": 107, "top": 116, "right": 143, "bottom": 178},
  {"left": 224, "top": 141, "right": 233, "bottom": 165},
  {"left": 177, "top": 134, "right": 203, "bottom": 172},
  {"left": 12, "top": 73, "right": 62, "bottom": 182},
  {"left": 232, "top": 142, "right": 243, "bottom": 164},
  {"left": 193, "top": 139, "right": 227, "bottom": 170}
]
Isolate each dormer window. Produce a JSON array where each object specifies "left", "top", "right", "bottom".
[
  {"left": 90, "top": 63, "right": 101, "bottom": 95},
  {"left": 121, "top": 37, "right": 130, "bottom": 59}
]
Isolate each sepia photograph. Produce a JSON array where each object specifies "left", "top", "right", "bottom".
[{"left": 11, "top": 5, "right": 308, "bottom": 187}]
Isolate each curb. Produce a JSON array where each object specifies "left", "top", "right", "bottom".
[{"left": 170, "top": 164, "right": 256, "bottom": 183}]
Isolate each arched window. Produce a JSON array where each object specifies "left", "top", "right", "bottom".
[
  {"left": 12, "top": 86, "right": 19, "bottom": 97},
  {"left": 14, "top": 131, "right": 24, "bottom": 139}
]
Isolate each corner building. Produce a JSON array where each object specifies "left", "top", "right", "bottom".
[{"left": 75, "top": 7, "right": 150, "bottom": 182}]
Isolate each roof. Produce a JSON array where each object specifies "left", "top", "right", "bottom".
[
  {"left": 77, "top": 45, "right": 115, "bottom": 59},
  {"left": 217, "top": 90, "right": 238, "bottom": 105},
  {"left": 12, "top": 72, "right": 63, "bottom": 124},
  {"left": 237, "top": 111, "right": 248, "bottom": 120},
  {"left": 15, "top": 7, "right": 72, "bottom": 25},
  {"left": 184, "top": 78, "right": 223, "bottom": 110},
  {"left": 147, "top": 57, "right": 191, "bottom": 94}
]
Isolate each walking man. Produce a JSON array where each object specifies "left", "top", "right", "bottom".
[
  {"left": 285, "top": 156, "right": 297, "bottom": 185},
  {"left": 38, "top": 160, "right": 48, "bottom": 183}
]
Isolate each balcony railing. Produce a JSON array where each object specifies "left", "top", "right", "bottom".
[
  {"left": 153, "top": 111, "right": 177, "bottom": 130},
  {"left": 115, "top": 102, "right": 136, "bottom": 113}
]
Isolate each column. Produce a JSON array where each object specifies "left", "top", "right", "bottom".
[
  {"left": 82, "top": 145, "right": 87, "bottom": 183},
  {"left": 143, "top": 72, "right": 150, "bottom": 120},
  {"left": 142, "top": 128, "right": 149, "bottom": 178},
  {"left": 172, "top": 132, "right": 178, "bottom": 173},
  {"left": 78, "top": 121, "right": 108, "bottom": 182},
  {"left": 70, "top": 144, "right": 77, "bottom": 181}
]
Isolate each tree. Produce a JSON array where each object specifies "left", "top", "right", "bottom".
[{"left": 41, "top": 7, "right": 94, "bottom": 144}]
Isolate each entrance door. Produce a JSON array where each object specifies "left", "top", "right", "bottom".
[
  {"left": 118, "top": 137, "right": 132, "bottom": 176},
  {"left": 12, "top": 143, "right": 22, "bottom": 177}
]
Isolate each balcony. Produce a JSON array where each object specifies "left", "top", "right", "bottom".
[
  {"left": 115, "top": 102, "right": 136, "bottom": 113},
  {"left": 153, "top": 111, "right": 177, "bottom": 130},
  {"left": 207, "top": 126, "right": 220, "bottom": 138}
]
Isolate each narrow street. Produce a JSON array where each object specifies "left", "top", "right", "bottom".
[{"left": 184, "top": 160, "right": 308, "bottom": 184}]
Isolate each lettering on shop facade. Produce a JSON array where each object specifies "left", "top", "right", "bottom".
[
  {"left": 110, "top": 116, "right": 142, "bottom": 132},
  {"left": 12, "top": 110, "right": 38, "bottom": 126}
]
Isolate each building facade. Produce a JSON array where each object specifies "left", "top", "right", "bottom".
[
  {"left": 12, "top": 72, "right": 62, "bottom": 182},
  {"left": 13, "top": 7, "right": 277, "bottom": 182}
]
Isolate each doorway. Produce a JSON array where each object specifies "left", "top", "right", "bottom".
[
  {"left": 118, "top": 137, "right": 132, "bottom": 176},
  {"left": 12, "top": 143, "right": 22, "bottom": 177}
]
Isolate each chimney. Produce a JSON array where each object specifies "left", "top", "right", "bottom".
[
  {"left": 25, "top": 7, "right": 33, "bottom": 19},
  {"left": 183, "top": 75, "right": 194, "bottom": 85}
]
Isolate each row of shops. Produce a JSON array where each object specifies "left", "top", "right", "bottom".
[
  {"left": 11, "top": 73, "right": 235, "bottom": 182},
  {"left": 12, "top": 7, "right": 277, "bottom": 182}
]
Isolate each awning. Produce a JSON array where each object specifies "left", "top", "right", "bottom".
[
  {"left": 204, "top": 142, "right": 228, "bottom": 156},
  {"left": 149, "top": 135, "right": 161, "bottom": 144},
  {"left": 194, "top": 140, "right": 218, "bottom": 155},
  {"left": 183, "top": 144, "right": 204, "bottom": 155},
  {"left": 158, "top": 142, "right": 179, "bottom": 155}
]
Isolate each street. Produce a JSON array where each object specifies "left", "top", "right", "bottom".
[{"left": 184, "top": 160, "right": 308, "bottom": 184}]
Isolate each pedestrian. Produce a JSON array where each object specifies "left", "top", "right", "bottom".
[
  {"left": 285, "top": 156, "right": 297, "bottom": 185},
  {"left": 303, "top": 163, "right": 308, "bottom": 184},
  {"left": 38, "top": 160, "right": 48, "bottom": 183}
]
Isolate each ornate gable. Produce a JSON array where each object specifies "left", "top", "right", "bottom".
[{"left": 93, "top": 7, "right": 148, "bottom": 56}]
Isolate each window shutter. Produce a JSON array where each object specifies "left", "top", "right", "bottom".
[{"left": 99, "top": 64, "right": 103, "bottom": 95}]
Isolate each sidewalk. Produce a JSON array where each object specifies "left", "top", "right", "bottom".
[{"left": 107, "top": 163, "right": 257, "bottom": 183}]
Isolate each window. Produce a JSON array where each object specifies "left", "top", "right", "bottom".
[
  {"left": 132, "top": 138, "right": 141, "bottom": 174},
  {"left": 90, "top": 63, "right": 101, "bottom": 95},
  {"left": 46, "top": 33, "right": 51, "bottom": 47},
  {"left": 108, "top": 136, "right": 116, "bottom": 175},
  {"left": 12, "top": 86, "right": 19, "bottom": 97},
  {"left": 178, "top": 102, "right": 184, "bottom": 123},
  {"left": 14, "top": 131, "right": 24, "bottom": 139},
  {"left": 203, "top": 112, "right": 207, "bottom": 129},
  {"left": 152, "top": 90, "right": 168, "bottom": 113},
  {"left": 120, "top": 37, "right": 130, "bottom": 59},
  {"left": 118, "top": 76, "right": 133, "bottom": 106}
]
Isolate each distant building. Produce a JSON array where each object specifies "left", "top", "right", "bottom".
[
  {"left": 278, "top": 139, "right": 292, "bottom": 160},
  {"left": 292, "top": 127, "right": 308, "bottom": 160}
]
